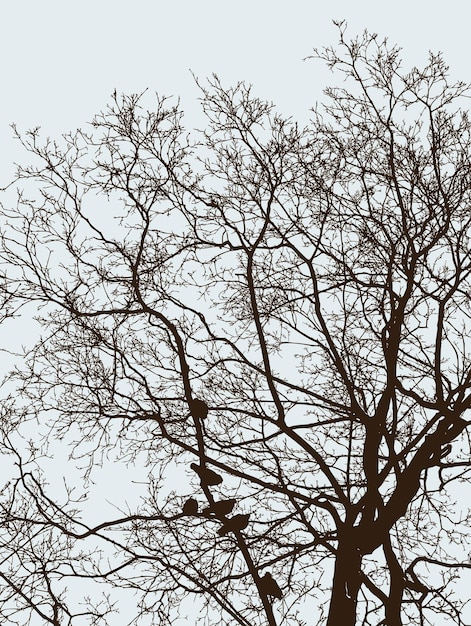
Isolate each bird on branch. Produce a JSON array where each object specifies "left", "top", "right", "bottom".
[
  {"left": 182, "top": 497, "right": 199, "bottom": 515},
  {"left": 217, "top": 513, "right": 250, "bottom": 536},
  {"left": 190, "top": 398, "right": 209, "bottom": 420},
  {"left": 259, "top": 572, "right": 283, "bottom": 599},
  {"left": 202, "top": 498, "right": 237, "bottom": 518},
  {"left": 190, "top": 463, "right": 223, "bottom": 486}
]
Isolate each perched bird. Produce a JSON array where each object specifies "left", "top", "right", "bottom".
[
  {"left": 217, "top": 513, "right": 250, "bottom": 536},
  {"left": 190, "top": 463, "right": 223, "bottom": 486},
  {"left": 259, "top": 572, "right": 283, "bottom": 599},
  {"left": 190, "top": 398, "right": 209, "bottom": 420},
  {"left": 182, "top": 497, "right": 198, "bottom": 515},
  {"left": 202, "top": 498, "right": 237, "bottom": 518}
]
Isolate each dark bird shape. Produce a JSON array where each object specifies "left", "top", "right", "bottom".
[
  {"left": 190, "top": 398, "right": 209, "bottom": 420},
  {"left": 202, "top": 498, "right": 237, "bottom": 518},
  {"left": 182, "top": 497, "right": 198, "bottom": 515},
  {"left": 190, "top": 463, "right": 223, "bottom": 486},
  {"left": 217, "top": 513, "right": 250, "bottom": 536},
  {"left": 260, "top": 572, "right": 283, "bottom": 599}
]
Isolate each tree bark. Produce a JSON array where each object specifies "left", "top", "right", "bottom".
[
  {"left": 383, "top": 538, "right": 404, "bottom": 626},
  {"left": 326, "top": 538, "right": 362, "bottom": 626}
]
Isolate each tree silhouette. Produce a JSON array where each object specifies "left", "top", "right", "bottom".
[{"left": 1, "top": 23, "right": 471, "bottom": 626}]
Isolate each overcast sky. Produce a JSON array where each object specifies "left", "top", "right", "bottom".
[
  {"left": 1, "top": 3, "right": 470, "bottom": 621},
  {"left": 2, "top": 4, "right": 470, "bottom": 447},
  {"left": 2, "top": 1, "right": 471, "bottom": 442},
  {"left": 2, "top": 0, "right": 471, "bottom": 185}
]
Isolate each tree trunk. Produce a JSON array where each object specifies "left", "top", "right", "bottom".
[
  {"left": 383, "top": 538, "right": 404, "bottom": 626},
  {"left": 326, "top": 540, "right": 362, "bottom": 626}
]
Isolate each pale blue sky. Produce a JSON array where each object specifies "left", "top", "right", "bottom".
[
  {"left": 1, "top": 3, "right": 471, "bottom": 622},
  {"left": 2, "top": 0, "right": 471, "bottom": 185},
  {"left": 2, "top": 0, "right": 470, "bottom": 493}
]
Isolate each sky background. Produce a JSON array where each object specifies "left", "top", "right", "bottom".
[
  {"left": 2, "top": 0, "right": 471, "bottom": 187},
  {"left": 1, "top": 1, "right": 471, "bottom": 623},
  {"left": 2, "top": 0, "right": 470, "bottom": 383}
]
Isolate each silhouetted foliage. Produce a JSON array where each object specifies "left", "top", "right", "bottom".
[{"left": 1, "top": 23, "right": 471, "bottom": 626}]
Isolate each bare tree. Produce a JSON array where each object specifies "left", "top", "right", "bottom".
[{"left": 1, "top": 24, "right": 471, "bottom": 626}]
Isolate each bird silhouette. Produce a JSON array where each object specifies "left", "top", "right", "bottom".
[
  {"left": 182, "top": 497, "right": 198, "bottom": 515},
  {"left": 202, "top": 498, "right": 237, "bottom": 518},
  {"left": 260, "top": 572, "right": 283, "bottom": 599},
  {"left": 190, "top": 398, "right": 209, "bottom": 420},
  {"left": 217, "top": 513, "right": 250, "bottom": 536},
  {"left": 190, "top": 463, "right": 223, "bottom": 486}
]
